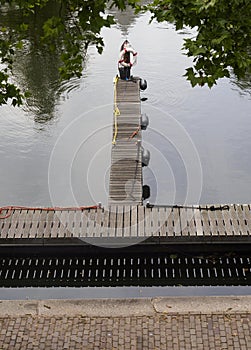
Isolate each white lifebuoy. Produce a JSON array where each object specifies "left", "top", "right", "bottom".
[{"left": 118, "top": 46, "right": 137, "bottom": 68}]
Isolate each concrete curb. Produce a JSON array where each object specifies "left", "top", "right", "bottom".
[
  {"left": 0, "top": 296, "right": 251, "bottom": 317},
  {"left": 151, "top": 295, "right": 251, "bottom": 314}
]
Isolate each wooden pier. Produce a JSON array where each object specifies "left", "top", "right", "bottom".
[
  {"left": 0, "top": 204, "right": 251, "bottom": 246},
  {"left": 109, "top": 77, "right": 142, "bottom": 205},
  {"left": 0, "top": 78, "right": 251, "bottom": 249}
]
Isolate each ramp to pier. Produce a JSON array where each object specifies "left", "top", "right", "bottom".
[{"left": 109, "top": 78, "right": 142, "bottom": 205}]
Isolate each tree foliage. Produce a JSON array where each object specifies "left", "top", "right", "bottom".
[
  {"left": 0, "top": 0, "right": 139, "bottom": 106},
  {"left": 0, "top": 0, "right": 251, "bottom": 106},
  {"left": 141, "top": 0, "right": 251, "bottom": 87}
]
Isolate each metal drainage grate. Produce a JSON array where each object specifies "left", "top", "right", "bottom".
[{"left": 0, "top": 252, "right": 250, "bottom": 287}]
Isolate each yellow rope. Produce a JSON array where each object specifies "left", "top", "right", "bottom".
[{"left": 112, "top": 75, "right": 120, "bottom": 145}]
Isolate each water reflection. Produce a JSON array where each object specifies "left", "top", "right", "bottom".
[
  {"left": 231, "top": 71, "right": 251, "bottom": 98},
  {"left": 109, "top": 5, "right": 140, "bottom": 37},
  {"left": 0, "top": 1, "right": 81, "bottom": 123},
  {"left": 14, "top": 50, "right": 62, "bottom": 124}
]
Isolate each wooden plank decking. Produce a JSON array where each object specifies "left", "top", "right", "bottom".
[
  {"left": 1, "top": 79, "right": 251, "bottom": 247},
  {"left": 109, "top": 78, "right": 142, "bottom": 205},
  {"left": 0, "top": 204, "right": 251, "bottom": 244}
]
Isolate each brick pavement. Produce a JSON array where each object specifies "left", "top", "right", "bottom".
[{"left": 0, "top": 298, "right": 250, "bottom": 349}]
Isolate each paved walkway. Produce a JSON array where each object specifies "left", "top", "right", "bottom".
[{"left": 0, "top": 297, "right": 250, "bottom": 349}]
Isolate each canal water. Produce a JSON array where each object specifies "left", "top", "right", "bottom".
[
  {"left": 0, "top": 5, "right": 251, "bottom": 299},
  {"left": 0, "top": 6, "right": 251, "bottom": 208}
]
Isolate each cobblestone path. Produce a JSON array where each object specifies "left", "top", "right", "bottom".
[{"left": 0, "top": 312, "right": 250, "bottom": 349}]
